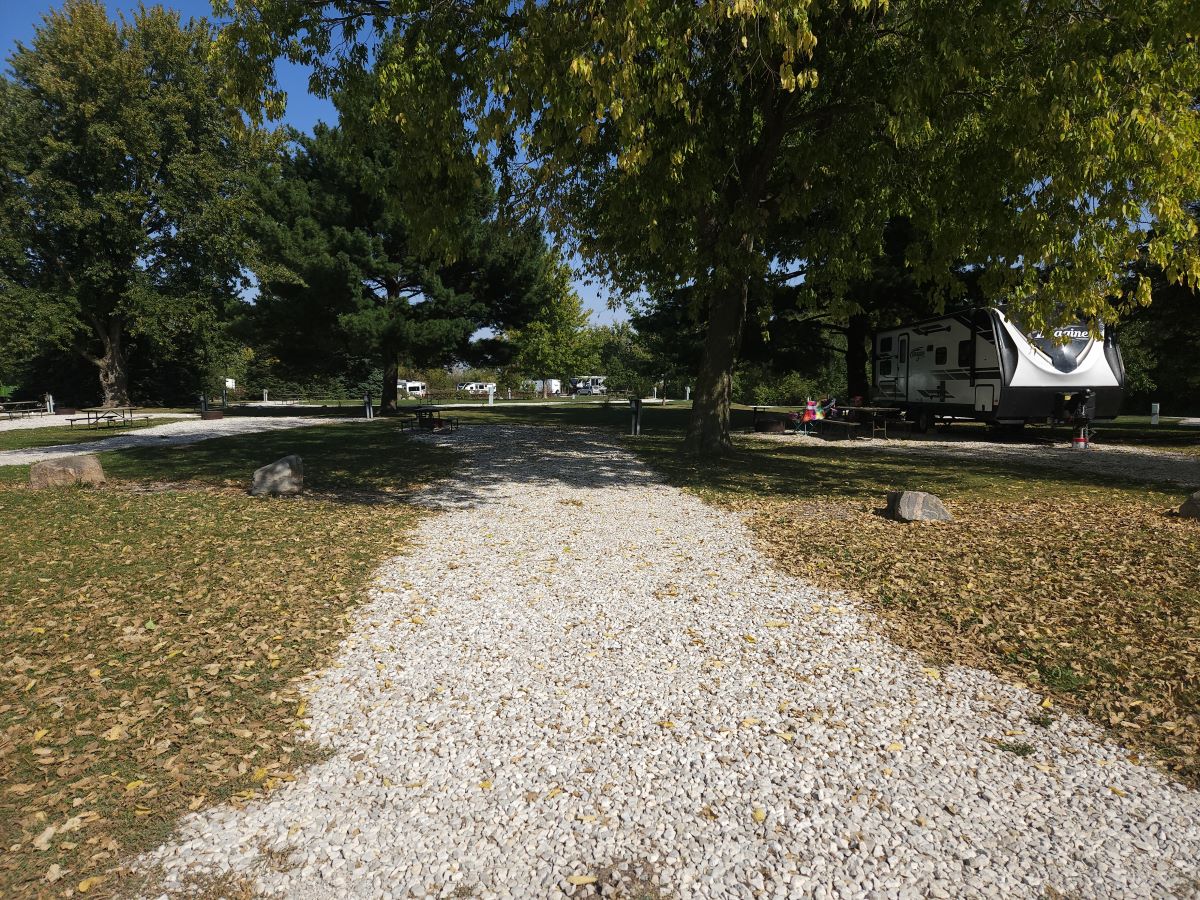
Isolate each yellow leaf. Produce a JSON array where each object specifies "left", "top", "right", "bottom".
[
  {"left": 740, "top": 717, "right": 760, "bottom": 727},
  {"left": 32, "top": 728, "right": 48, "bottom": 742},
  {"left": 546, "top": 787, "right": 564, "bottom": 799},
  {"left": 1041, "top": 698, "right": 1054, "bottom": 708},
  {"left": 410, "top": 615, "right": 425, "bottom": 625},
  {"left": 847, "top": 667, "right": 862, "bottom": 674},
  {"left": 125, "top": 780, "right": 144, "bottom": 792},
  {"left": 101, "top": 724, "right": 127, "bottom": 742},
  {"left": 764, "top": 620, "right": 789, "bottom": 628},
  {"left": 479, "top": 779, "right": 493, "bottom": 790},
  {"left": 751, "top": 807, "right": 766, "bottom": 824},
  {"left": 296, "top": 699, "right": 307, "bottom": 718},
  {"left": 922, "top": 667, "right": 941, "bottom": 680},
  {"left": 77, "top": 876, "right": 103, "bottom": 893},
  {"left": 1109, "top": 786, "right": 1128, "bottom": 798},
  {"left": 742, "top": 634, "right": 757, "bottom": 643},
  {"left": 134, "top": 807, "right": 152, "bottom": 816},
  {"left": 887, "top": 742, "right": 904, "bottom": 752},
  {"left": 567, "top": 875, "right": 598, "bottom": 886},
  {"left": 657, "top": 720, "right": 675, "bottom": 728},
  {"left": 251, "top": 768, "right": 268, "bottom": 783}
]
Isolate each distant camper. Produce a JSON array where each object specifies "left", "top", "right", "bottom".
[
  {"left": 399, "top": 380, "right": 427, "bottom": 398},
  {"left": 456, "top": 381, "right": 496, "bottom": 395},
  {"left": 534, "top": 379, "right": 562, "bottom": 395},
  {"left": 872, "top": 308, "right": 1125, "bottom": 430}
]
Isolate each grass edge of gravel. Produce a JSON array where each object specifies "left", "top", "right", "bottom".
[
  {"left": 0, "top": 427, "right": 457, "bottom": 899},
  {"left": 630, "top": 434, "right": 1200, "bottom": 787}
]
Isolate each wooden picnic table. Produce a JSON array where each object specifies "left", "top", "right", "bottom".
[
  {"left": 840, "top": 406, "right": 901, "bottom": 439},
  {"left": 0, "top": 400, "right": 47, "bottom": 419},
  {"left": 70, "top": 406, "right": 143, "bottom": 428},
  {"left": 408, "top": 406, "right": 460, "bottom": 432}
]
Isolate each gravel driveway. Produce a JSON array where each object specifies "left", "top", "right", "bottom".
[
  {"left": 141, "top": 425, "right": 1200, "bottom": 898},
  {"left": 0, "top": 416, "right": 355, "bottom": 467}
]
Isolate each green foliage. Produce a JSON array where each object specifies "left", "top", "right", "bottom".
[
  {"left": 505, "top": 274, "right": 598, "bottom": 389},
  {"left": 218, "top": 0, "right": 1200, "bottom": 451},
  {"left": 0, "top": 1, "right": 268, "bottom": 405}
]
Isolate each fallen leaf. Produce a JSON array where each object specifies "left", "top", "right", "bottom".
[
  {"left": 567, "top": 875, "right": 598, "bottom": 886},
  {"left": 1109, "top": 786, "right": 1128, "bottom": 798},
  {"left": 77, "top": 876, "right": 103, "bottom": 893},
  {"left": 742, "top": 634, "right": 757, "bottom": 643},
  {"left": 479, "top": 779, "right": 493, "bottom": 790},
  {"left": 887, "top": 742, "right": 904, "bottom": 752},
  {"left": 764, "top": 620, "right": 789, "bottom": 628},
  {"left": 32, "top": 824, "right": 57, "bottom": 851},
  {"left": 751, "top": 807, "right": 766, "bottom": 824},
  {"left": 101, "top": 724, "right": 127, "bottom": 742},
  {"left": 45, "top": 864, "right": 63, "bottom": 883}
]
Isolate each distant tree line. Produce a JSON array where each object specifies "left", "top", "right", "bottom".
[{"left": 2, "top": 1, "right": 1198, "bottom": 423}]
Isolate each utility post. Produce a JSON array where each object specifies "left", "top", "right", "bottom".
[{"left": 630, "top": 397, "right": 643, "bottom": 436}]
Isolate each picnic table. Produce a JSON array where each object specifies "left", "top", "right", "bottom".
[
  {"left": 68, "top": 406, "right": 147, "bottom": 428},
  {"left": 0, "top": 400, "right": 47, "bottom": 419},
  {"left": 404, "top": 405, "right": 460, "bottom": 432},
  {"left": 840, "top": 406, "right": 901, "bottom": 439}
]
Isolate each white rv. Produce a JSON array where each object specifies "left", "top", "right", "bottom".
[
  {"left": 872, "top": 308, "right": 1125, "bottom": 430},
  {"left": 398, "top": 380, "right": 427, "bottom": 398},
  {"left": 534, "top": 379, "right": 562, "bottom": 396},
  {"left": 456, "top": 381, "right": 496, "bottom": 395},
  {"left": 571, "top": 375, "right": 607, "bottom": 395}
]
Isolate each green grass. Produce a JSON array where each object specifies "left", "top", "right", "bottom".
[
  {"left": 0, "top": 420, "right": 455, "bottom": 896},
  {"left": 0, "top": 417, "right": 189, "bottom": 452},
  {"left": 99, "top": 418, "right": 447, "bottom": 494}
]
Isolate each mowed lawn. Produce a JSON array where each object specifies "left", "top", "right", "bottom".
[
  {"left": 0, "top": 420, "right": 453, "bottom": 897},
  {"left": 636, "top": 435, "right": 1200, "bottom": 785}
]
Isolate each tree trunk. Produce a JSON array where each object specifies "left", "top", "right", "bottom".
[
  {"left": 381, "top": 347, "right": 399, "bottom": 415},
  {"left": 684, "top": 275, "right": 751, "bottom": 454},
  {"left": 845, "top": 312, "right": 871, "bottom": 400},
  {"left": 95, "top": 323, "right": 131, "bottom": 407}
]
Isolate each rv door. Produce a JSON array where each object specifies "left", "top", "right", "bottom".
[{"left": 897, "top": 334, "right": 909, "bottom": 402}]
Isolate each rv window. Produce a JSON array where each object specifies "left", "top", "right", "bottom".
[
  {"left": 879, "top": 337, "right": 892, "bottom": 354},
  {"left": 880, "top": 359, "right": 892, "bottom": 376},
  {"left": 958, "top": 340, "right": 972, "bottom": 367},
  {"left": 935, "top": 347, "right": 947, "bottom": 365}
]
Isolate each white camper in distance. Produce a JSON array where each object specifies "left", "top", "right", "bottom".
[{"left": 398, "top": 380, "right": 427, "bottom": 398}]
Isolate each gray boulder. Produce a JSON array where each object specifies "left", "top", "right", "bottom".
[
  {"left": 886, "top": 489, "right": 952, "bottom": 523},
  {"left": 251, "top": 454, "right": 304, "bottom": 496},
  {"left": 29, "top": 454, "right": 105, "bottom": 489},
  {"left": 1179, "top": 490, "right": 1200, "bottom": 519}
]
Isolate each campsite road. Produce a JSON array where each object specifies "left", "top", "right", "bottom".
[
  {"left": 0, "top": 416, "right": 357, "bottom": 467},
  {"left": 142, "top": 425, "right": 1200, "bottom": 899}
]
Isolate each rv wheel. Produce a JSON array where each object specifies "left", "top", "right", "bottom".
[{"left": 914, "top": 409, "right": 934, "bottom": 433}]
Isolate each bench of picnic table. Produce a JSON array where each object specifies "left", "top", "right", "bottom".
[{"left": 816, "top": 418, "right": 861, "bottom": 439}]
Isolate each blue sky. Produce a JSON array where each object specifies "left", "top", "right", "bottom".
[{"left": 0, "top": 0, "right": 624, "bottom": 325}]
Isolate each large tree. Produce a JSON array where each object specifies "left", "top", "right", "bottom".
[
  {"left": 219, "top": 0, "right": 1200, "bottom": 452},
  {"left": 0, "top": 1, "right": 263, "bottom": 406},
  {"left": 252, "top": 123, "right": 563, "bottom": 412}
]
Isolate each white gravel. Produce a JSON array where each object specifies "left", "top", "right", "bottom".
[
  {"left": 140, "top": 425, "right": 1200, "bottom": 899},
  {"left": 748, "top": 430, "right": 1200, "bottom": 488},
  {"left": 0, "top": 416, "right": 357, "bottom": 467},
  {"left": 0, "top": 411, "right": 187, "bottom": 433}
]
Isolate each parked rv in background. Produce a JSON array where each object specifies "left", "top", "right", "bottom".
[
  {"left": 533, "top": 379, "right": 562, "bottom": 396},
  {"left": 457, "top": 381, "right": 496, "bottom": 395},
  {"left": 398, "top": 380, "right": 427, "bottom": 398},
  {"left": 872, "top": 308, "right": 1125, "bottom": 430},
  {"left": 571, "top": 375, "right": 607, "bottom": 395}
]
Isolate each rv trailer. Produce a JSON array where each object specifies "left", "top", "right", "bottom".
[{"left": 871, "top": 308, "right": 1125, "bottom": 430}]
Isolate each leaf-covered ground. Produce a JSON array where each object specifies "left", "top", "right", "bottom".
[
  {"left": 638, "top": 437, "right": 1200, "bottom": 786},
  {"left": 0, "top": 420, "right": 454, "bottom": 898}
]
